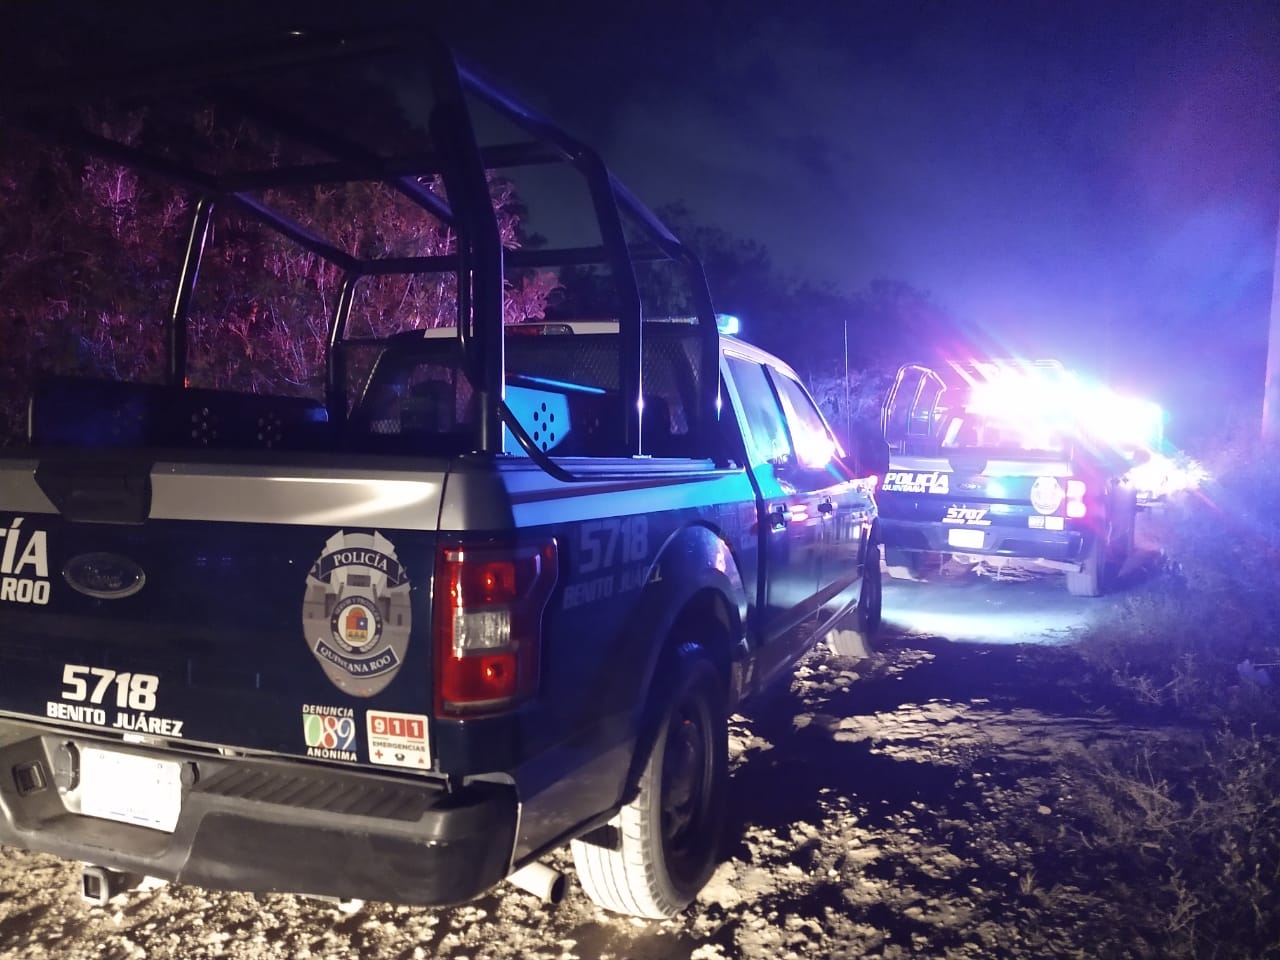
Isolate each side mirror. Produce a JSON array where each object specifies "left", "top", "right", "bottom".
[{"left": 853, "top": 422, "right": 890, "bottom": 480}]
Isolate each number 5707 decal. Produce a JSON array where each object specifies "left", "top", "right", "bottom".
[{"left": 944, "top": 507, "right": 990, "bottom": 525}]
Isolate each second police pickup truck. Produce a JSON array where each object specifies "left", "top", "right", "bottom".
[
  {"left": 878, "top": 358, "right": 1141, "bottom": 596},
  {"left": 0, "top": 27, "right": 887, "bottom": 917}
]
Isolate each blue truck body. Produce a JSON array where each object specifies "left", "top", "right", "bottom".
[{"left": 0, "top": 26, "right": 885, "bottom": 916}]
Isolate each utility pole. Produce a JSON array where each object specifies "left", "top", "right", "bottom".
[
  {"left": 839, "top": 317, "right": 849, "bottom": 442},
  {"left": 1265, "top": 197, "right": 1280, "bottom": 440}
]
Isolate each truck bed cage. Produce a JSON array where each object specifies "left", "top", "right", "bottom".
[{"left": 2, "top": 26, "right": 721, "bottom": 466}]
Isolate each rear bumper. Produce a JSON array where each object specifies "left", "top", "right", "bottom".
[
  {"left": 879, "top": 518, "right": 1089, "bottom": 564},
  {"left": 0, "top": 722, "right": 517, "bottom": 906}
]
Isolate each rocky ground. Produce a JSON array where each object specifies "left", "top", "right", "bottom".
[{"left": 0, "top": 616, "right": 1208, "bottom": 960}]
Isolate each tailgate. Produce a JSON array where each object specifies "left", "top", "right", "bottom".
[
  {"left": 879, "top": 454, "right": 1076, "bottom": 536},
  {"left": 0, "top": 456, "right": 445, "bottom": 773}
]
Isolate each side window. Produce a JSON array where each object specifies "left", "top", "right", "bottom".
[
  {"left": 725, "top": 355, "right": 793, "bottom": 467},
  {"left": 768, "top": 369, "right": 837, "bottom": 469},
  {"left": 358, "top": 358, "right": 472, "bottom": 436}
]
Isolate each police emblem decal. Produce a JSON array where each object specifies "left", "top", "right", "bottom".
[{"left": 302, "top": 531, "right": 412, "bottom": 697}]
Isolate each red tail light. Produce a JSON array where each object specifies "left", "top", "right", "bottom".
[
  {"left": 1066, "top": 479, "right": 1087, "bottom": 518},
  {"left": 434, "top": 539, "right": 558, "bottom": 717}
]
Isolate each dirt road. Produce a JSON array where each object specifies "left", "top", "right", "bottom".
[{"left": 0, "top": 611, "right": 1170, "bottom": 960}]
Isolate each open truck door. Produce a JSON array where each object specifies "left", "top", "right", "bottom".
[{"left": 881, "top": 363, "right": 946, "bottom": 456}]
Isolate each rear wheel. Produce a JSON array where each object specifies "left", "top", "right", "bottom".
[
  {"left": 571, "top": 645, "right": 727, "bottom": 918},
  {"left": 1068, "top": 488, "right": 1137, "bottom": 597},
  {"left": 1065, "top": 535, "right": 1103, "bottom": 596},
  {"left": 828, "top": 534, "right": 883, "bottom": 658},
  {"left": 1108, "top": 491, "right": 1138, "bottom": 574}
]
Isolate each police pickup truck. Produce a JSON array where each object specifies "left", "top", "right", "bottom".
[
  {"left": 878, "top": 359, "right": 1138, "bottom": 596},
  {"left": 0, "top": 28, "right": 885, "bottom": 918}
]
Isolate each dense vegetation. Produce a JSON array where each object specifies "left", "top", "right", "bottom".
[{"left": 1051, "top": 439, "right": 1280, "bottom": 958}]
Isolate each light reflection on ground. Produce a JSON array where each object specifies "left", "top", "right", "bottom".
[{"left": 881, "top": 565, "right": 1134, "bottom": 645}]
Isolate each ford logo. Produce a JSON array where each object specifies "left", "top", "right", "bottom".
[{"left": 63, "top": 553, "right": 146, "bottom": 600}]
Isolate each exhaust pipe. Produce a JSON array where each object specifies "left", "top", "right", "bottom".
[
  {"left": 300, "top": 895, "right": 366, "bottom": 915},
  {"left": 506, "top": 861, "right": 566, "bottom": 904}
]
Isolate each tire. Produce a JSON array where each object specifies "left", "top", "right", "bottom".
[
  {"left": 1065, "top": 534, "right": 1103, "bottom": 597},
  {"left": 1108, "top": 492, "right": 1137, "bottom": 574},
  {"left": 828, "top": 533, "right": 883, "bottom": 658},
  {"left": 571, "top": 645, "right": 728, "bottom": 918}
]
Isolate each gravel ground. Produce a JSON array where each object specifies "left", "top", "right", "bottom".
[{"left": 0, "top": 626, "right": 1184, "bottom": 960}]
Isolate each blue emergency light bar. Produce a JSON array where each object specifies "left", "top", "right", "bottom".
[{"left": 715, "top": 313, "right": 740, "bottom": 336}]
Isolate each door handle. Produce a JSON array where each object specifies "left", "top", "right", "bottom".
[{"left": 768, "top": 505, "right": 788, "bottom": 530}]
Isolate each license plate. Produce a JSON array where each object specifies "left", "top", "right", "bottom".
[
  {"left": 947, "top": 528, "right": 985, "bottom": 549},
  {"left": 79, "top": 747, "right": 182, "bottom": 833}
]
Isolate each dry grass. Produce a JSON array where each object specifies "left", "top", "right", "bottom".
[{"left": 1054, "top": 438, "right": 1280, "bottom": 959}]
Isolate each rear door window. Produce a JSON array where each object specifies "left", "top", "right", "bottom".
[
  {"left": 725, "top": 355, "right": 792, "bottom": 467},
  {"left": 767, "top": 369, "right": 837, "bottom": 469}
]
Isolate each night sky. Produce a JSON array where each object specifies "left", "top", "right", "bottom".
[{"left": 434, "top": 0, "right": 1279, "bottom": 436}]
